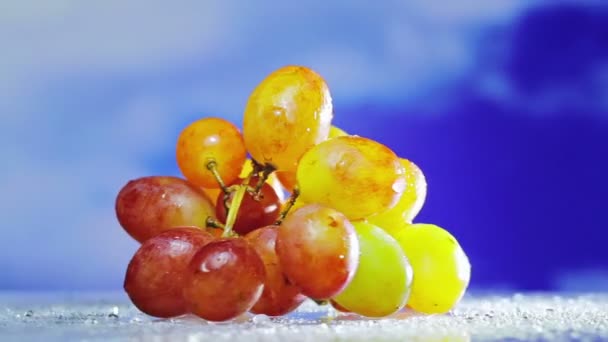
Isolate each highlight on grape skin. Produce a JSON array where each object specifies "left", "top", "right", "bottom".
[
  {"left": 115, "top": 176, "right": 216, "bottom": 243},
  {"left": 176, "top": 117, "right": 247, "bottom": 189},
  {"left": 297, "top": 135, "right": 406, "bottom": 220},
  {"left": 124, "top": 227, "right": 214, "bottom": 318},
  {"left": 114, "top": 64, "right": 472, "bottom": 323},
  {"left": 388, "top": 223, "right": 471, "bottom": 314},
  {"left": 245, "top": 226, "right": 307, "bottom": 316},
  {"left": 215, "top": 176, "right": 281, "bottom": 235},
  {"left": 276, "top": 204, "right": 359, "bottom": 299},
  {"left": 243, "top": 65, "right": 333, "bottom": 172},
  {"left": 182, "top": 238, "right": 266, "bottom": 322},
  {"left": 369, "top": 158, "right": 427, "bottom": 230},
  {"left": 333, "top": 221, "right": 413, "bottom": 317}
]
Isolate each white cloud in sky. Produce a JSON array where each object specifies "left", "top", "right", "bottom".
[{"left": 0, "top": 0, "right": 529, "bottom": 289}]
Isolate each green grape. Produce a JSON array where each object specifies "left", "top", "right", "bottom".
[
  {"left": 389, "top": 223, "right": 471, "bottom": 314},
  {"left": 369, "top": 158, "right": 427, "bottom": 229},
  {"left": 243, "top": 65, "right": 333, "bottom": 172},
  {"left": 333, "top": 222, "right": 412, "bottom": 317},
  {"left": 297, "top": 136, "right": 406, "bottom": 220}
]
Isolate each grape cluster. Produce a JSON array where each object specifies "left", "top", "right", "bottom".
[{"left": 115, "top": 65, "right": 471, "bottom": 321}]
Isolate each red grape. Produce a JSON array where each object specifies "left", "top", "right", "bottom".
[
  {"left": 183, "top": 238, "right": 265, "bottom": 321},
  {"left": 215, "top": 177, "right": 280, "bottom": 235},
  {"left": 124, "top": 227, "right": 214, "bottom": 318},
  {"left": 115, "top": 176, "right": 216, "bottom": 243},
  {"left": 275, "top": 204, "right": 359, "bottom": 299},
  {"left": 245, "top": 226, "right": 306, "bottom": 316}
]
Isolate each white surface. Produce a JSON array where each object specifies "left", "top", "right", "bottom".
[{"left": 1, "top": 292, "right": 607, "bottom": 341}]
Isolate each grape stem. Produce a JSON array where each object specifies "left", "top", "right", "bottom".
[
  {"left": 205, "top": 216, "right": 225, "bottom": 229},
  {"left": 254, "top": 163, "right": 276, "bottom": 194},
  {"left": 222, "top": 162, "right": 257, "bottom": 237},
  {"left": 275, "top": 187, "right": 299, "bottom": 225},
  {"left": 222, "top": 184, "right": 246, "bottom": 237},
  {"left": 206, "top": 160, "right": 229, "bottom": 194}
]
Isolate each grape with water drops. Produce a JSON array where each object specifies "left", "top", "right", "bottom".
[
  {"left": 115, "top": 176, "right": 216, "bottom": 243},
  {"left": 176, "top": 117, "right": 247, "bottom": 189},
  {"left": 243, "top": 65, "right": 333, "bottom": 172},
  {"left": 245, "top": 226, "right": 306, "bottom": 316},
  {"left": 369, "top": 158, "right": 427, "bottom": 230},
  {"left": 276, "top": 204, "right": 359, "bottom": 299},
  {"left": 182, "top": 238, "right": 266, "bottom": 322},
  {"left": 114, "top": 65, "right": 472, "bottom": 322},
  {"left": 297, "top": 136, "right": 406, "bottom": 220},
  {"left": 124, "top": 227, "right": 214, "bottom": 317}
]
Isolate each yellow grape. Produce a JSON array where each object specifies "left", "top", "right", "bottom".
[
  {"left": 176, "top": 118, "right": 246, "bottom": 188},
  {"left": 297, "top": 136, "right": 406, "bottom": 220},
  {"left": 389, "top": 223, "right": 471, "bottom": 314},
  {"left": 243, "top": 66, "right": 333, "bottom": 172},
  {"left": 201, "top": 187, "right": 222, "bottom": 206},
  {"left": 328, "top": 125, "right": 348, "bottom": 138},
  {"left": 369, "top": 158, "right": 427, "bottom": 229},
  {"left": 333, "top": 221, "right": 412, "bottom": 317}
]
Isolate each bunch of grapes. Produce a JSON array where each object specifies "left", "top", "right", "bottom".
[{"left": 115, "top": 65, "right": 471, "bottom": 321}]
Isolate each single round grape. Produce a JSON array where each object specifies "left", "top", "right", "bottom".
[
  {"left": 276, "top": 171, "right": 297, "bottom": 192},
  {"left": 245, "top": 226, "right": 306, "bottom": 316},
  {"left": 124, "top": 227, "right": 214, "bottom": 318},
  {"left": 389, "top": 223, "right": 471, "bottom": 314},
  {"left": 243, "top": 65, "right": 333, "bottom": 172},
  {"left": 369, "top": 158, "right": 427, "bottom": 229},
  {"left": 297, "top": 136, "right": 406, "bottom": 220},
  {"left": 333, "top": 222, "right": 412, "bottom": 317},
  {"left": 176, "top": 117, "right": 247, "bottom": 188},
  {"left": 276, "top": 204, "right": 359, "bottom": 299},
  {"left": 115, "top": 176, "right": 216, "bottom": 243},
  {"left": 215, "top": 177, "right": 281, "bottom": 235},
  {"left": 183, "top": 238, "right": 265, "bottom": 321},
  {"left": 329, "top": 125, "right": 348, "bottom": 138}
]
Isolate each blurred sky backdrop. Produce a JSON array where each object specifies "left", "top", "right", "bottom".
[{"left": 1, "top": 1, "right": 607, "bottom": 291}]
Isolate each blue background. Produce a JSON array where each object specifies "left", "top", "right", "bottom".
[{"left": 1, "top": 1, "right": 607, "bottom": 291}]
